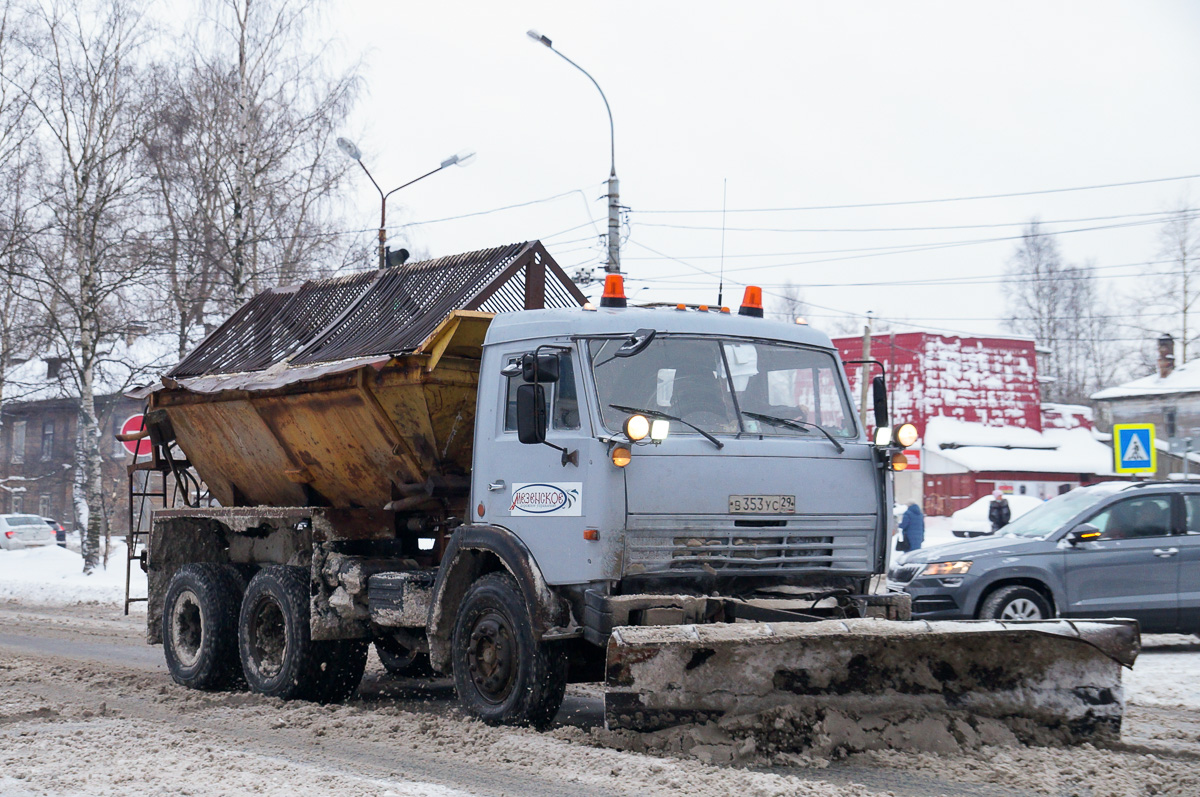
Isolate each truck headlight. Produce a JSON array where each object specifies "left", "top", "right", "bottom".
[
  {"left": 624, "top": 414, "right": 650, "bottom": 441},
  {"left": 922, "top": 561, "right": 972, "bottom": 576},
  {"left": 894, "top": 423, "right": 919, "bottom": 447}
]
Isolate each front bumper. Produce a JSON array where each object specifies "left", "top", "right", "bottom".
[{"left": 889, "top": 574, "right": 980, "bottom": 620}]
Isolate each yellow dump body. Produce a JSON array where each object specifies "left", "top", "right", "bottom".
[{"left": 149, "top": 311, "right": 492, "bottom": 513}]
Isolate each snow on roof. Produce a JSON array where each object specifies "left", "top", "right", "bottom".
[
  {"left": 2, "top": 334, "right": 178, "bottom": 405},
  {"left": 924, "top": 416, "right": 1116, "bottom": 475},
  {"left": 1092, "top": 360, "right": 1200, "bottom": 401}
]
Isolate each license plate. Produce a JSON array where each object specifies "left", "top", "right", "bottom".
[{"left": 728, "top": 494, "right": 795, "bottom": 514}]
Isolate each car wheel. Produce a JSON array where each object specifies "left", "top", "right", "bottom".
[
  {"left": 451, "top": 572, "right": 567, "bottom": 728},
  {"left": 952, "top": 531, "right": 966, "bottom": 538},
  {"left": 979, "top": 585, "right": 1052, "bottom": 621},
  {"left": 162, "top": 563, "right": 245, "bottom": 690}
]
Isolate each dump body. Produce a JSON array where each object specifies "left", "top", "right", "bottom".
[{"left": 149, "top": 312, "right": 490, "bottom": 514}]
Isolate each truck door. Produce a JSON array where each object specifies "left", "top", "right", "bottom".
[
  {"left": 1063, "top": 494, "right": 1179, "bottom": 631},
  {"left": 473, "top": 346, "right": 606, "bottom": 585}
]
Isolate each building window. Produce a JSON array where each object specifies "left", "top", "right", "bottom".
[
  {"left": 1165, "top": 407, "right": 1178, "bottom": 439},
  {"left": 11, "top": 494, "right": 22, "bottom": 514},
  {"left": 41, "top": 420, "right": 55, "bottom": 461},
  {"left": 38, "top": 495, "right": 50, "bottom": 517},
  {"left": 10, "top": 420, "right": 25, "bottom": 464}
]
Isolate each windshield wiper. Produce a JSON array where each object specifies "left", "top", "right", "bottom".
[
  {"left": 741, "top": 411, "right": 845, "bottom": 453},
  {"left": 608, "top": 404, "right": 724, "bottom": 450}
]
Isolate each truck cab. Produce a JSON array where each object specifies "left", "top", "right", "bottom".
[{"left": 469, "top": 303, "right": 895, "bottom": 635}]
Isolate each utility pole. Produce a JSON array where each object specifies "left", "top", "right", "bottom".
[{"left": 859, "top": 313, "right": 874, "bottom": 431}]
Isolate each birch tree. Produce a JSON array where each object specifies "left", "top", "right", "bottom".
[
  {"left": 1142, "top": 207, "right": 1200, "bottom": 365},
  {"left": 17, "top": 0, "right": 152, "bottom": 572}
]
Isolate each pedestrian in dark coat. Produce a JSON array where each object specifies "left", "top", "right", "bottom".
[
  {"left": 988, "top": 490, "right": 1012, "bottom": 532},
  {"left": 899, "top": 503, "right": 925, "bottom": 551}
]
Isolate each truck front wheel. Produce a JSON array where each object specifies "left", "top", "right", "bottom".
[
  {"left": 452, "top": 572, "right": 567, "bottom": 728},
  {"left": 162, "top": 563, "right": 245, "bottom": 690}
]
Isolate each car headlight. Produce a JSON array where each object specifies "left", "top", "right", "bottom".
[{"left": 922, "top": 561, "right": 972, "bottom": 576}]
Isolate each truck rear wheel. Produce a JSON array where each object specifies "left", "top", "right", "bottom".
[
  {"left": 312, "top": 639, "right": 369, "bottom": 703},
  {"left": 162, "top": 563, "right": 245, "bottom": 690},
  {"left": 451, "top": 572, "right": 567, "bottom": 729},
  {"left": 239, "top": 565, "right": 324, "bottom": 700}
]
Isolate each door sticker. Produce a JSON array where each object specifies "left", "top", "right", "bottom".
[{"left": 510, "top": 483, "right": 583, "bottom": 516}]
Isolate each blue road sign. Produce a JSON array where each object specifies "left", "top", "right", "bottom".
[{"left": 1113, "top": 424, "right": 1156, "bottom": 474}]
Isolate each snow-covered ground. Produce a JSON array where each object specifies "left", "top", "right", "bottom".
[{"left": 0, "top": 542, "right": 146, "bottom": 607}]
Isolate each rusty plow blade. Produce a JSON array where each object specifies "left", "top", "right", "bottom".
[{"left": 604, "top": 618, "right": 1140, "bottom": 753}]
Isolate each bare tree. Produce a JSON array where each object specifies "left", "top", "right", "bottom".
[
  {"left": 768, "top": 280, "right": 807, "bottom": 323},
  {"left": 0, "top": 0, "right": 41, "bottom": 415},
  {"left": 1138, "top": 207, "right": 1200, "bottom": 365},
  {"left": 1005, "top": 221, "right": 1129, "bottom": 403},
  {"left": 139, "top": 0, "right": 360, "bottom": 358},
  {"left": 15, "top": 0, "right": 152, "bottom": 572}
]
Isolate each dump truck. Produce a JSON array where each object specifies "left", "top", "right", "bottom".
[{"left": 130, "top": 241, "right": 1139, "bottom": 750}]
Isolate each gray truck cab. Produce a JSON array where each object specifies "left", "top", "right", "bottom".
[{"left": 470, "top": 305, "right": 893, "bottom": 606}]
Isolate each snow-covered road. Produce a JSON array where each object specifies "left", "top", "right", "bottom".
[{"left": 3, "top": 544, "right": 1200, "bottom": 795}]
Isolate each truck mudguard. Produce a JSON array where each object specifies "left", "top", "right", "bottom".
[{"left": 427, "top": 524, "right": 571, "bottom": 672}]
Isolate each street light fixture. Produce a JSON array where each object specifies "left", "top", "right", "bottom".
[
  {"left": 337, "top": 137, "right": 476, "bottom": 269},
  {"left": 526, "top": 29, "right": 621, "bottom": 275}
]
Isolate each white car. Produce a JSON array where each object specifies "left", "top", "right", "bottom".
[
  {"left": 0, "top": 513, "right": 57, "bottom": 550},
  {"left": 950, "top": 495, "right": 1045, "bottom": 537}
]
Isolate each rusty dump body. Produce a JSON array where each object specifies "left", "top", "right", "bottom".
[{"left": 150, "top": 312, "right": 485, "bottom": 518}]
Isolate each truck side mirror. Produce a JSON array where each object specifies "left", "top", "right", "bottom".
[
  {"left": 872, "top": 375, "right": 888, "bottom": 429},
  {"left": 521, "top": 352, "right": 560, "bottom": 383},
  {"left": 515, "top": 383, "right": 548, "bottom": 445},
  {"left": 1066, "top": 523, "right": 1102, "bottom": 545}
]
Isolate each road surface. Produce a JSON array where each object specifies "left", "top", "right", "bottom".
[{"left": 2, "top": 603, "right": 1199, "bottom": 797}]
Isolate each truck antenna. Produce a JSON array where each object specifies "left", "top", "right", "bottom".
[{"left": 717, "top": 178, "right": 727, "bottom": 306}]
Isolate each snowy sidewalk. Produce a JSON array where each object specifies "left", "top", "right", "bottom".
[{"left": 0, "top": 543, "right": 145, "bottom": 607}]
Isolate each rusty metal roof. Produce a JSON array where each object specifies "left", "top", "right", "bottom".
[{"left": 169, "top": 241, "right": 585, "bottom": 380}]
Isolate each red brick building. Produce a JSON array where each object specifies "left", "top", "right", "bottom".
[{"left": 833, "top": 331, "right": 1117, "bottom": 516}]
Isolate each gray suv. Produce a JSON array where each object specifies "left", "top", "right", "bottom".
[{"left": 889, "top": 481, "right": 1200, "bottom": 633}]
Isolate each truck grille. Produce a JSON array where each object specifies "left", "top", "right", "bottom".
[
  {"left": 887, "top": 563, "right": 922, "bottom": 584},
  {"left": 625, "top": 514, "right": 875, "bottom": 576}
]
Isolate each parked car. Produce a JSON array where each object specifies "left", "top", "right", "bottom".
[
  {"left": 0, "top": 514, "right": 57, "bottom": 550},
  {"left": 950, "top": 494, "right": 1045, "bottom": 537},
  {"left": 43, "top": 517, "right": 67, "bottom": 547},
  {"left": 888, "top": 481, "right": 1200, "bottom": 633}
]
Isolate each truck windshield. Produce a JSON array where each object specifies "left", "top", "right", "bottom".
[{"left": 588, "top": 336, "right": 856, "bottom": 438}]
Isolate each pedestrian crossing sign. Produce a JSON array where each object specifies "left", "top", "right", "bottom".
[{"left": 1113, "top": 424, "right": 1156, "bottom": 474}]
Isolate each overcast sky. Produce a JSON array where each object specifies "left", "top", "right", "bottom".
[{"left": 325, "top": 1, "right": 1200, "bottom": 341}]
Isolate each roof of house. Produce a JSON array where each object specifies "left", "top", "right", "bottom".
[
  {"left": 1091, "top": 360, "right": 1200, "bottom": 401},
  {"left": 2, "top": 334, "right": 179, "bottom": 406},
  {"left": 923, "top": 416, "right": 1116, "bottom": 475}
]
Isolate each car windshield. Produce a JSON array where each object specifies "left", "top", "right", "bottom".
[
  {"left": 589, "top": 335, "right": 856, "bottom": 438},
  {"left": 999, "top": 482, "right": 1130, "bottom": 538}
]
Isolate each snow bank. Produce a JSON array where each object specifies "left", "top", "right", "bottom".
[{"left": 0, "top": 543, "right": 145, "bottom": 607}]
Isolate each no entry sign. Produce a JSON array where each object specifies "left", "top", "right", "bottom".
[{"left": 120, "top": 414, "right": 152, "bottom": 457}]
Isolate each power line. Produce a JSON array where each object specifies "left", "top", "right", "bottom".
[
  {"left": 630, "top": 208, "right": 1193, "bottom": 234},
  {"left": 635, "top": 173, "right": 1200, "bottom": 214},
  {"left": 626, "top": 212, "right": 1200, "bottom": 278}
]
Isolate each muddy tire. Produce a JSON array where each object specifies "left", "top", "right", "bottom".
[
  {"left": 162, "top": 563, "right": 245, "bottom": 690},
  {"left": 452, "top": 572, "right": 567, "bottom": 728},
  {"left": 979, "top": 585, "right": 1052, "bottom": 621},
  {"left": 238, "top": 565, "right": 323, "bottom": 700},
  {"left": 312, "top": 639, "right": 369, "bottom": 703},
  {"left": 375, "top": 639, "right": 433, "bottom": 679}
]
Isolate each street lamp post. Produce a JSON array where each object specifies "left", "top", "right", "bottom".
[
  {"left": 527, "top": 30, "right": 621, "bottom": 274},
  {"left": 337, "top": 138, "right": 475, "bottom": 269}
]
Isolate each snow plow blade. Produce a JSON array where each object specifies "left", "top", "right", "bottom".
[{"left": 604, "top": 618, "right": 1139, "bottom": 752}]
